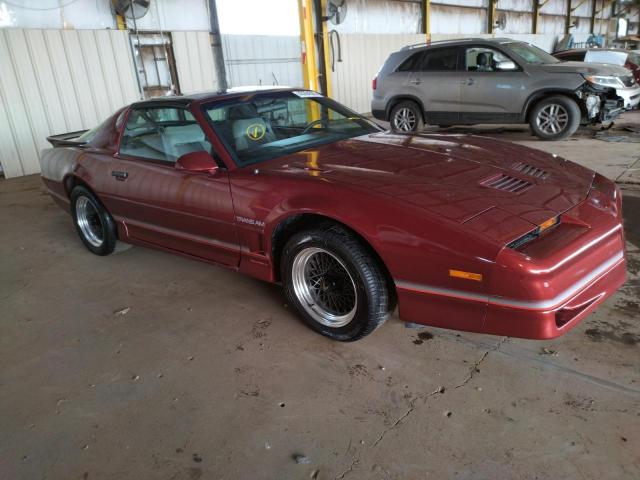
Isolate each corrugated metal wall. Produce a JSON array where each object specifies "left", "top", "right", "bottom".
[
  {"left": 222, "top": 34, "right": 302, "bottom": 88},
  {"left": 0, "top": 29, "right": 139, "bottom": 178},
  {"left": 331, "top": 34, "right": 425, "bottom": 114},
  {"left": 172, "top": 31, "right": 219, "bottom": 94}
]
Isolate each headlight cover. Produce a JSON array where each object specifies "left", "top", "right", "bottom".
[{"left": 583, "top": 74, "right": 625, "bottom": 88}]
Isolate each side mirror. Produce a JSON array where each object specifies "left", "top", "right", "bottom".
[
  {"left": 175, "top": 151, "right": 218, "bottom": 174},
  {"left": 496, "top": 60, "right": 517, "bottom": 71}
]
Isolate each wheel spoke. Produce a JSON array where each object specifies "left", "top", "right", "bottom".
[{"left": 291, "top": 247, "right": 358, "bottom": 327}]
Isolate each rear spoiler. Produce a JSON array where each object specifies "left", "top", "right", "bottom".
[{"left": 46, "top": 130, "right": 89, "bottom": 147}]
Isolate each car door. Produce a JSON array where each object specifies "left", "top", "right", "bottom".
[
  {"left": 459, "top": 45, "right": 527, "bottom": 122},
  {"left": 401, "top": 46, "right": 465, "bottom": 123},
  {"left": 102, "top": 105, "right": 240, "bottom": 267}
]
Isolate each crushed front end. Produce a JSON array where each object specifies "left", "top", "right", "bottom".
[{"left": 576, "top": 83, "right": 625, "bottom": 124}]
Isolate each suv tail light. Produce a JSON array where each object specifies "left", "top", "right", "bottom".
[{"left": 372, "top": 76, "right": 377, "bottom": 90}]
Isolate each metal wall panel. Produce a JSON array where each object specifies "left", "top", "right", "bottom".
[
  {"left": 0, "top": 29, "right": 139, "bottom": 178},
  {"left": 171, "top": 31, "right": 218, "bottom": 94},
  {"left": 330, "top": 33, "right": 425, "bottom": 114},
  {"left": 431, "top": 5, "right": 487, "bottom": 34},
  {"left": 330, "top": 0, "right": 422, "bottom": 33},
  {"left": 222, "top": 34, "right": 303, "bottom": 88}
]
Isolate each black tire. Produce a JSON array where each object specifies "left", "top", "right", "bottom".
[
  {"left": 70, "top": 185, "right": 117, "bottom": 256},
  {"left": 390, "top": 100, "right": 424, "bottom": 133},
  {"left": 529, "top": 95, "right": 580, "bottom": 140},
  {"left": 281, "top": 225, "right": 390, "bottom": 341}
]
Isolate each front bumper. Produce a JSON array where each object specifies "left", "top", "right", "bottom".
[
  {"left": 616, "top": 85, "right": 640, "bottom": 110},
  {"left": 395, "top": 248, "right": 625, "bottom": 340},
  {"left": 482, "top": 251, "right": 625, "bottom": 339},
  {"left": 395, "top": 182, "right": 626, "bottom": 340}
]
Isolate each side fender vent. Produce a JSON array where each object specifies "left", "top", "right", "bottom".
[
  {"left": 481, "top": 174, "right": 532, "bottom": 193},
  {"left": 512, "top": 162, "right": 549, "bottom": 179}
]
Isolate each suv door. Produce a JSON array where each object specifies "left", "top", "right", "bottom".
[
  {"left": 103, "top": 106, "right": 239, "bottom": 266},
  {"left": 400, "top": 46, "right": 464, "bottom": 123},
  {"left": 459, "top": 45, "right": 527, "bottom": 123}
]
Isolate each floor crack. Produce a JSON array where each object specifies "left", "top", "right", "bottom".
[
  {"left": 335, "top": 455, "right": 359, "bottom": 480},
  {"left": 372, "top": 385, "right": 445, "bottom": 448},
  {"left": 455, "top": 336, "right": 509, "bottom": 389},
  {"left": 335, "top": 336, "right": 508, "bottom": 479},
  {"left": 335, "top": 385, "right": 444, "bottom": 480}
]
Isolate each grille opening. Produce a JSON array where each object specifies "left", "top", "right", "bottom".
[
  {"left": 555, "top": 297, "right": 598, "bottom": 328},
  {"left": 481, "top": 174, "right": 532, "bottom": 193},
  {"left": 512, "top": 162, "right": 549, "bottom": 179}
]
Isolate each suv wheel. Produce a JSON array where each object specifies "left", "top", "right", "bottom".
[
  {"left": 529, "top": 96, "right": 580, "bottom": 140},
  {"left": 390, "top": 101, "right": 424, "bottom": 133}
]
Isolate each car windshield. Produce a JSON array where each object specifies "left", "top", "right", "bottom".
[
  {"left": 505, "top": 42, "right": 559, "bottom": 65},
  {"left": 628, "top": 51, "right": 640, "bottom": 66},
  {"left": 202, "top": 91, "right": 380, "bottom": 167}
]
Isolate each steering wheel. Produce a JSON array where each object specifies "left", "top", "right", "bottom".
[{"left": 302, "top": 118, "right": 330, "bottom": 134}]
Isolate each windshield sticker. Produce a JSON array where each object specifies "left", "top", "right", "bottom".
[
  {"left": 293, "top": 90, "right": 323, "bottom": 98},
  {"left": 246, "top": 123, "right": 266, "bottom": 141}
]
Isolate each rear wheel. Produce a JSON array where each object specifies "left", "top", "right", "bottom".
[
  {"left": 282, "top": 225, "right": 390, "bottom": 341},
  {"left": 529, "top": 95, "right": 580, "bottom": 140},
  {"left": 70, "top": 186, "right": 117, "bottom": 256},
  {"left": 390, "top": 101, "right": 424, "bottom": 133}
]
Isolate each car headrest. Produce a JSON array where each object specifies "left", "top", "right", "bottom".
[
  {"left": 477, "top": 52, "right": 492, "bottom": 66},
  {"left": 232, "top": 117, "right": 271, "bottom": 151}
]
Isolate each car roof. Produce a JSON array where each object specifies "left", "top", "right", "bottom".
[{"left": 129, "top": 86, "right": 301, "bottom": 108}]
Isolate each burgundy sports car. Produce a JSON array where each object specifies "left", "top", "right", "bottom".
[{"left": 40, "top": 87, "right": 626, "bottom": 341}]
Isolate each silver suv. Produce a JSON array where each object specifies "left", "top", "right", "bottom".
[{"left": 372, "top": 38, "right": 631, "bottom": 140}]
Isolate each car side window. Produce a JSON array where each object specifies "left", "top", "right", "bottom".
[
  {"left": 397, "top": 52, "right": 421, "bottom": 72},
  {"left": 120, "top": 107, "right": 212, "bottom": 163},
  {"left": 397, "top": 47, "right": 459, "bottom": 72},
  {"left": 417, "top": 47, "right": 459, "bottom": 71},
  {"left": 465, "top": 47, "right": 514, "bottom": 72}
]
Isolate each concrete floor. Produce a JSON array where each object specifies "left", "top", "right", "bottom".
[{"left": 1, "top": 113, "right": 639, "bottom": 480}]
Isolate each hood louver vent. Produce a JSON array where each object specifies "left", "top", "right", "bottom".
[
  {"left": 481, "top": 174, "right": 532, "bottom": 193},
  {"left": 512, "top": 162, "right": 549, "bottom": 179}
]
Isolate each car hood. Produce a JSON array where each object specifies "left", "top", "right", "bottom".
[
  {"left": 541, "top": 61, "right": 630, "bottom": 77},
  {"left": 262, "top": 132, "right": 594, "bottom": 229}
]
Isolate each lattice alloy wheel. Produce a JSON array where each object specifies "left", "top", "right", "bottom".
[
  {"left": 281, "top": 225, "right": 391, "bottom": 341},
  {"left": 291, "top": 247, "right": 358, "bottom": 328}
]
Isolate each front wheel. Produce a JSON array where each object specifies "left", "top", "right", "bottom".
[
  {"left": 529, "top": 95, "right": 580, "bottom": 140},
  {"left": 281, "top": 226, "right": 390, "bottom": 341}
]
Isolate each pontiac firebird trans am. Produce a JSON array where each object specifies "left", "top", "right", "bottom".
[{"left": 40, "top": 87, "right": 626, "bottom": 341}]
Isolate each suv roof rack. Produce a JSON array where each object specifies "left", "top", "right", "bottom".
[{"left": 400, "top": 37, "right": 514, "bottom": 51}]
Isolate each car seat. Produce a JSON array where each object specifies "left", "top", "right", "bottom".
[{"left": 229, "top": 104, "right": 276, "bottom": 152}]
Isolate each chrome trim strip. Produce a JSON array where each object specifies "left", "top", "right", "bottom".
[
  {"left": 118, "top": 217, "right": 239, "bottom": 253},
  {"left": 395, "top": 251, "right": 624, "bottom": 311}
]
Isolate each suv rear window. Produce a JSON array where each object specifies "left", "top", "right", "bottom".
[{"left": 398, "top": 47, "right": 459, "bottom": 72}]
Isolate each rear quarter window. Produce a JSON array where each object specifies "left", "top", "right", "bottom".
[{"left": 397, "top": 47, "right": 459, "bottom": 72}]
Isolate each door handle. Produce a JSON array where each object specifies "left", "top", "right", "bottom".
[
  {"left": 111, "top": 171, "right": 128, "bottom": 181},
  {"left": 409, "top": 78, "right": 422, "bottom": 85},
  {"left": 462, "top": 78, "right": 475, "bottom": 86}
]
